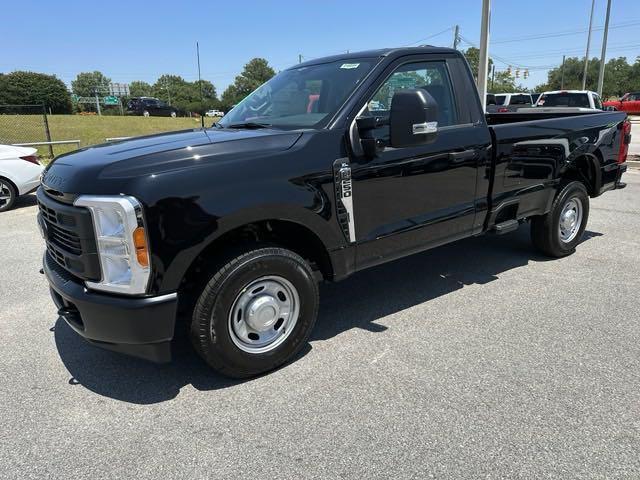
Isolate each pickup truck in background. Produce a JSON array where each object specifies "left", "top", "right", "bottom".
[
  {"left": 38, "top": 47, "right": 630, "bottom": 378},
  {"left": 535, "top": 90, "right": 604, "bottom": 110},
  {"left": 486, "top": 92, "right": 533, "bottom": 113},
  {"left": 603, "top": 92, "right": 640, "bottom": 114}
]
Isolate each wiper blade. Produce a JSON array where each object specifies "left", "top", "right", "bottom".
[{"left": 227, "top": 122, "right": 272, "bottom": 129}]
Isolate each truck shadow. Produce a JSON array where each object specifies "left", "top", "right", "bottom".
[
  {"left": 53, "top": 226, "right": 603, "bottom": 404},
  {"left": 11, "top": 193, "right": 38, "bottom": 211}
]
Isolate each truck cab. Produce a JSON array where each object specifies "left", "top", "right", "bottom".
[{"left": 603, "top": 92, "right": 640, "bottom": 114}]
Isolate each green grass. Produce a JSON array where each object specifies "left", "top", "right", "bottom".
[{"left": 0, "top": 114, "right": 214, "bottom": 159}]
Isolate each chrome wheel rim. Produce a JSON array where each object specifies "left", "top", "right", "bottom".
[
  {"left": 558, "top": 197, "right": 583, "bottom": 243},
  {"left": 0, "top": 181, "right": 11, "bottom": 207},
  {"left": 227, "top": 275, "right": 300, "bottom": 354}
]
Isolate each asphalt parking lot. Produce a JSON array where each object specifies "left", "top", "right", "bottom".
[{"left": 1, "top": 170, "right": 639, "bottom": 479}]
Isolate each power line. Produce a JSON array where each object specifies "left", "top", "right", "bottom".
[
  {"left": 406, "top": 26, "right": 454, "bottom": 46},
  {"left": 491, "top": 20, "right": 640, "bottom": 45}
]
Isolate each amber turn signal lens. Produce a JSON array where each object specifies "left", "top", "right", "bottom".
[{"left": 132, "top": 227, "right": 149, "bottom": 267}]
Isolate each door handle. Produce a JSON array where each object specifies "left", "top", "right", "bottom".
[{"left": 449, "top": 150, "right": 477, "bottom": 164}]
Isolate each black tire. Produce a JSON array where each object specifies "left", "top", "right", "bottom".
[
  {"left": 531, "top": 181, "right": 589, "bottom": 257},
  {"left": 190, "top": 247, "right": 319, "bottom": 378},
  {"left": 0, "top": 178, "right": 17, "bottom": 212}
]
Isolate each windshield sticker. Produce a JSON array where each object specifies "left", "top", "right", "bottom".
[{"left": 340, "top": 63, "right": 360, "bottom": 69}]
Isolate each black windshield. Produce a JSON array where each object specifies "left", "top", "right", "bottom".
[{"left": 219, "top": 58, "right": 376, "bottom": 129}]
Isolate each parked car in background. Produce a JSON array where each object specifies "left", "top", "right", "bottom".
[
  {"left": 0, "top": 145, "right": 43, "bottom": 212},
  {"left": 127, "top": 97, "right": 179, "bottom": 117},
  {"left": 603, "top": 92, "right": 640, "bottom": 114},
  {"left": 486, "top": 92, "right": 533, "bottom": 112},
  {"left": 535, "top": 90, "right": 604, "bottom": 110},
  {"left": 205, "top": 109, "right": 225, "bottom": 117}
]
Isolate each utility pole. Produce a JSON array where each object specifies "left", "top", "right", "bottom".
[
  {"left": 491, "top": 64, "right": 495, "bottom": 91},
  {"left": 453, "top": 25, "right": 460, "bottom": 49},
  {"left": 561, "top": 55, "right": 566, "bottom": 89},
  {"left": 582, "top": 0, "right": 595, "bottom": 90},
  {"left": 478, "top": 0, "right": 491, "bottom": 111},
  {"left": 165, "top": 80, "right": 172, "bottom": 105},
  {"left": 597, "top": 0, "right": 612, "bottom": 96},
  {"left": 298, "top": 54, "right": 303, "bottom": 64},
  {"left": 94, "top": 88, "right": 101, "bottom": 116}
]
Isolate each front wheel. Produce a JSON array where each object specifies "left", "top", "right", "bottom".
[
  {"left": 531, "top": 181, "right": 589, "bottom": 257},
  {"left": 143, "top": 110, "right": 150, "bottom": 117},
  {"left": 190, "top": 247, "right": 319, "bottom": 378}
]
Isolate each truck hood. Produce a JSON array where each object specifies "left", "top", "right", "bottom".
[{"left": 42, "top": 127, "right": 302, "bottom": 194}]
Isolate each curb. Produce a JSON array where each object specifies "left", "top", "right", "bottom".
[{"left": 627, "top": 159, "right": 640, "bottom": 169}]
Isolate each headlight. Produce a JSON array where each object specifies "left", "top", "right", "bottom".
[{"left": 74, "top": 195, "right": 150, "bottom": 295}]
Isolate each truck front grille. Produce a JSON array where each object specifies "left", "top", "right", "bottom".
[{"left": 36, "top": 188, "right": 101, "bottom": 281}]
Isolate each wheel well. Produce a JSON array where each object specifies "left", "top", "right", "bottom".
[
  {"left": 562, "top": 155, "right": 598, "bottom": 196},
  {"left": 176, "top": 220, "right": 333, "bottom": 317}
]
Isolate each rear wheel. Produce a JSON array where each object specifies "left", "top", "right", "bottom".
[
  {"left": 170, "top": 111, "right": 177, "bottom": 118},
  {"left": 531, "top": 181, "right": 589, "bottom": 257},
  {"left": 143, "top": 110, "right": 150, "bottom": 117},
  {"left": 190, "top": 247, "right": 319, "bottom": 378},
  {"left": 0, "top": 178, "right": 17, "bottom": 212}
]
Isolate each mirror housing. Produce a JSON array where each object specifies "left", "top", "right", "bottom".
[
  {"left": 390, "top": 89, "right": 438, "bottom": 148},
  {"left": 355, "top": 115, "right": 388, "bottom": 158}
]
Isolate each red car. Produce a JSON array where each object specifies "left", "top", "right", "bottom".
[{"left": 603, "top": 92, "right": 640, "bottom": 114}]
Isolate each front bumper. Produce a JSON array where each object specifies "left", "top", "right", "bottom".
[{"left": 43, "top": 251, "right": 177, "bottom": 363}]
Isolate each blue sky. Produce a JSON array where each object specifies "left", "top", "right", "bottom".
[{"left": 3, "top": 0, "right": 639, "bottom": 93}]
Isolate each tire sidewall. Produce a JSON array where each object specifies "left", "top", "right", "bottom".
[
  {"left": 550, "top": 182, "right": 589, "bottom": 254},
  {"left": 194, "top": 250, "right": 318, "bottom": 376},
  {"left": 0, "top": 179, "right": 17, "bottom": 212}
]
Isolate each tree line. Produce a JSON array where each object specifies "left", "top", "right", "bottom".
[
  {"left": 2, "top": 51, "right": 639, "bottom": 114},
  {"left": 462, "top": 47, "right": 640, "bottom": 96},
  {"left": 0, "top": 58, "right": 276, "bottom": 115}
]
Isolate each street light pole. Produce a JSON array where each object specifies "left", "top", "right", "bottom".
[
  {"left": 561, "top": 55, "right": 566, "bottom": 89},
  {"left": 582, "top": 0, "right": 595, "bottom": 90},
  {"left": 597, "top": 0, "right": 612, "bottom": 96},
  {"left": 477, "top": 0, "right": 491, "bottom": 111}
]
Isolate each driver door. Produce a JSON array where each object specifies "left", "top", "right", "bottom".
[{"left": 348, "top": 57, "right": 491, "bottom": 269}]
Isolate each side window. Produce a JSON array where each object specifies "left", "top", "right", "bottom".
[
  {"left": 593, "top": 94, "right": 603, "bottom": 110},
  {"left": 510, "top": 94, "right": 530, "bottom": 105},
  {"left": 368, "top": 61, "right": 458, "bottom": 127}
]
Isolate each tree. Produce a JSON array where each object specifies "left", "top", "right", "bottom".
[
  {"left": 535, "top": 56, "right": 640, "bottom": 98},
  {"left": 129, "top": 80, "right": 152, "bottom": 97},
  {"left": 71, "top": 71, "right": 111, "bottom": 97},
  {"left": 0, "top": 71, "right": 72, "bottom": 113},
  {"left": 462, "top": 47, "right": 526, "bottom": 93},
  {"left": 221, "top": 58, "right": 276, "bottom": 109},
  {"left": 151, "top": 74, "right": 218, "bottom": 114}
]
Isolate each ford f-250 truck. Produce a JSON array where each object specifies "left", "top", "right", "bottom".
[{"left": 38, "top": 47, "right": 631, "bottom": 378}]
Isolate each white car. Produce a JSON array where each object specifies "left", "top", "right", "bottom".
[
  {"left": 0, "top": 144, "right": 44, "bottom": 212},
  {"left": 205, "top": 109, "right": 225, "bottom": 117},
  {"left": 534, "top": 90, "right": 604, "bottom": 110}
]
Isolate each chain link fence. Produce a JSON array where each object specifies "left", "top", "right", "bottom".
[{"left": 0, "top": 104, "right": 54, "bottom": 157}]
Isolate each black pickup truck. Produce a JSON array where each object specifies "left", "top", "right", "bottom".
[{"left": 38, "top": 47, "right": 631, "bottom": 377}]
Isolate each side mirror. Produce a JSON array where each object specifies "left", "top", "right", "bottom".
[{"left": 390, "top": 89, "right": 438, "bottom": 148}]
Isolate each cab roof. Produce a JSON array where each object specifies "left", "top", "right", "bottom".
[{"left": 289, "top": 46, "right": 460, "bottom": 70}]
